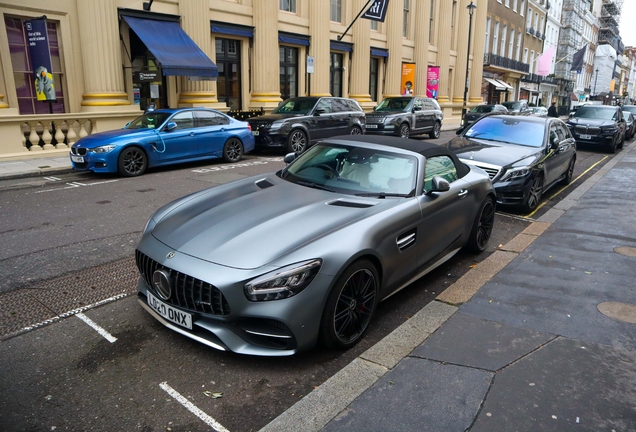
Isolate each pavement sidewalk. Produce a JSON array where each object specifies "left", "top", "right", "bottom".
[
  {"left": 262, "top": 141, "right": 636, "bottom": 432},
  {"left": 0, "top": 155, "right": 72, "bottom": 180}
]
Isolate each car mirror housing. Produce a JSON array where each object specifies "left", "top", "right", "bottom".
[
  {"left": 164, "top": 122, "right": 177, "bottom": 132},
  {"left": 426, "top": 176, "right": 450, "bottom": 195},
  {"left": 284, "top": 152, "right": 297, "bottom": 164},
  {"left": 314, "top": 108, "right": 326, "bottom": 115}
]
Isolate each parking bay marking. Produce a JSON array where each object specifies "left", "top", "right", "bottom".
[
  {"left": 35, "top": 179, "right": 119, "bottom": 194},
  {"left": 75, "top": 312, "right": 118, "bottom": 343},
  {"left": 159, "top": 381, "right": 230, "bottom": 432}
]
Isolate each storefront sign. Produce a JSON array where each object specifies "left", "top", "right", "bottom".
[
  {"left": 24, "top": 18, "right": 56, "bottom": 102},
  {"left": 401, "top": 63, "right": 415, "bottom": 96},
  {"left": 134, "top": 71, "right": 160, "bottom": 82},
  {"left": 426, "top": 66, "right": 440, "bottom": 99},
  {"left": 307, "top": 56, "right": 315, "bottom": 74}
]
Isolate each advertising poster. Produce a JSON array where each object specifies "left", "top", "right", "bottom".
[
  {"left": 426, "top": 66, "right": 440, "bottom": 99},
  {"left": 401, "top": 63, "right": 415, "bottom": 96},
  {"left": 24, "top": 18, "right": 56, "bottom": 102}
]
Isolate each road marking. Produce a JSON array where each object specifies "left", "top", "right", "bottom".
[
  {"left": 43, "top": 176, "right": 61, "bottom": 181},
  {"left": 191, "top": 158, "right": 282, "bottom": 174},
  {"left": 159, "top": 382, "right": 229, "bottom": 432},
  {"left": 75, "top": 312, "right": 117, "bottom": 343},
  {"left": 34, "top": 179, "right": 119, "bottom": 194}
]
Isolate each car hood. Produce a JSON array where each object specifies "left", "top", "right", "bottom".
[
  {"left": 73, "top": 129, "right": 152, "bottom": 147},
  {"left": 447, "top": 136, "right": 541, "bottom": 167},
  {"left": 567, "top": 118, "right": 616, "bottom": 127},
  {"left": 151, "top": 175, "right": 395, "bottom": 269}
]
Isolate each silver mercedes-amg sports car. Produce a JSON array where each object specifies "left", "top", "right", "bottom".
[{"left": 136, "top": 135, "right": 496, "bottom": 356}]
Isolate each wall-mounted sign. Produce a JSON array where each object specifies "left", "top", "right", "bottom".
[
  {"left": 401, "top": 63, "right": 415, "bottom": 95},
  {"left": 25, "top": 18, "right": 56, "bottom": 102},
  {"left": 307, "top": 56, "right": 315, "bottom": 74},
  {"left": 134, "top": 71, "right": 160, "bottom": 83},
  {"left": 426, "top": 66, "right": 440, "bottom": 99}
]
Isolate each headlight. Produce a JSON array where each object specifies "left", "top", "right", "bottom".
[
  {"left": 600, "top": 125, "right": 618, "bottom": 132},
  {"left": 88, "top": 145, "right": 116, "bottom": 153},
  {"left": 244, "top": 259, "right": 322, "bottom": 302},
  {"left": 500, "top": 167, "right": 531, "bottom": 182}
]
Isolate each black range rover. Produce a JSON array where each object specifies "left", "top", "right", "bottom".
[
  {"left": 248, "top": 97, "right": 366, "bottom": 153},
  {"left": 365, "top": 97, "right": 444, "bottom": 139}
]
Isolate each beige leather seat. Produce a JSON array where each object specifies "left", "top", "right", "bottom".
[{"left": 341, "top": 160, "right": 371, "bottom": 187}]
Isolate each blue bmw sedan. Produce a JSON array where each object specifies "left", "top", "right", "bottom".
[{"left": 69, "top": 108, "right": 255, "bottom": 176}]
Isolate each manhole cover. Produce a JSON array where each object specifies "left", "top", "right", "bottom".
[
  {"left": 614, "top": 247, "right": 636, "bottom": 258},
  {"left": 597, "top": 302, "right": 636, "bottom": 324}
]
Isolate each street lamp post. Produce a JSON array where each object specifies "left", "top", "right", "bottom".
[
  {"left": 593, "top": 68, "right": 599, "bottom": 98},
  {"left": 462, "top": 1, "right": 477, "bottom": 124}
]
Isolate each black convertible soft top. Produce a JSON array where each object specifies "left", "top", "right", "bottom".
[{"left": 325, "top": 135, "right": 470, "bottom": 178}]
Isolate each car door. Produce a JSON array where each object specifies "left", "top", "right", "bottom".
[
  {"left": 309, "top": 98, "right": 336, "bottom": 141},
  {"left": 544, "top": 122, "right": 573, "bottom": 185},
  {"left": 194, "top": 110, "right": 230, "bottom": 157},
  {"left": 416, "top": 156, "right": 474, "bottom": 268},
  {"left": 331, "top": 98, "right": 353, "bottom": 135},
  {"left": 412, "top": 98, "right": 429, "bottom": 132},
  {"left": 159, "top": 111, "right": 198, "bottom": 161}
]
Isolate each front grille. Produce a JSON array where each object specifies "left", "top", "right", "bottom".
[
  {"left": 250, "top": 121, "right": 271, "bottom": 130},
  {"left": 136, "top": 250, "right": 230, "bottom": 316},
  {"left": 574, "top": 126, "right": 601, "bottom": 136},
  {"left": 71, "top": 147, "right": 87, "bottom": 156}
]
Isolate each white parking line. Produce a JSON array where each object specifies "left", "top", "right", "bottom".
[
  {"left": 160, "top": 382, "right": 230, "bottom": 432},
  {"left": 35, "top": 179, "right": 119, "bottom": 194},
  {"left": 75, "top": 312, "right": 118, "bottom": 343},
  {"left": 43, "top": 176, "right": 61, "bottom": 181}
]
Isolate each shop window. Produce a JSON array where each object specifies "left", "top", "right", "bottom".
[
  {"left": 369, "top": 58, "right": 379, "bottom": 102},
  {"left": 330, "top": 53, "right": 343, "bottom": 97},
  {"left": 279, "top": 46, "right": 298, "bottom": 100},
  {"left": 4, "top": 16, "right": 65, "bottom": 114}
]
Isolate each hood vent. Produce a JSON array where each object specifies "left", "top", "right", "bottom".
[
  {"left": 328, "top": 199, "right": 376, "bottom": 208},
  {"left": 255, "top": 178, "right": 274, "bottom": 189}
]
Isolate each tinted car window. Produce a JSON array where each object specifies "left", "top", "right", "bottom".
[
  {"left": 346, "top": 99, "right": 362, "bottom": 112},
  {"left": 376, "top": 98, "right": 411, "bottom": 111},
  {"left": 471, "top": 105, "right": 494, "bottom": 113},
  {"left": 622, "top": 105, "right": 636, "bottom": 114},
  {"left": 171, "top": 111, "right": 195, "bottom": 129},
  {"left": 316, "top": 99, "right": 334, "bottom": 113},
  {"left": 556, "top": 123, "right": 571, "bottom": 140},
  {"left": 332, "top": 98, "right": 350, "bottom": 113},
  {"left": 424, "top": 156, "right": 458, "bottom": 192},
  {"left": 126, "top": 112, "right": 171, "bottom": 130},
  {"left": 413, "top": 98, "right": 423, "bottom": 109},
  {"left": 195, "top": 110, "right": 229, "bottom": 127},
  {"left": 273, "top": 98, "right": 319, "bottom": 114},
  {"left": 465, "top": 117, "right": 545, "bottom": 147}
]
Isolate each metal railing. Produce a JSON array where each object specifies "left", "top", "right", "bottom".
[{"left": 483, "top": 53, "right": 530, "bottom": 74}]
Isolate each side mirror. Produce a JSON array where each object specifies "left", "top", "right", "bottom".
[
  {"left": 456, "top": 126, "right": 466, "bottom": 135},
  {"left": 284, "top": 152, "right": 297, "bottom": 164},
  {"left": 314, "top": 108, "right": 326, "bottom": 115},
  {"left": 550, "top": 137, "right": 560, "bottom": 149},
  {"left": 413, "top": 106, "right": 422, "bottom": 112},
  {"left": 426, "top": 176, "right": 450, "bottom": 195},
  {"left": 164, "top": 122, "right": 177, "bottom": 132}
]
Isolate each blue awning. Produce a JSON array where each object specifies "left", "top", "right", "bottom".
[
  {"left": 371, "top": 47, "right": 389, "bottom": 57},
  {"left": 279, "top": 32, "right": 310, "bottom": 46},
  {"left": 330, "top": 41, "right": 353, "bottom": 52},
  {"left": 123, "top": 15, "right": 218, "bottom": 78},
  {"left": 211, "top": 22, "right": 253, "bottom": 38}
]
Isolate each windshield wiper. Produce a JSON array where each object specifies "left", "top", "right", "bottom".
[
  {"left": 354, "top": 192, "right": 410, "bottom": 198},
  {"left": 296, "top": 180, "right": 335, "bottom": 192}
]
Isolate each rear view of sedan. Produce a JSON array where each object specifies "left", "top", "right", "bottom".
[{"left": 448, "top": 115, "right": 576, "bottom": 213}]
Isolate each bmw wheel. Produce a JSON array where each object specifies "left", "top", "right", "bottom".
[
  {"left": 465, "top": 197, "right": 495, "bottom": 253},
  {"left": 350, "top": 126, "right": 362, "bottom": 135},
  {"left": 287, "top": 129, "right": 308, "bottom": 153},
  {"left": 523, "top": 174, "right": 543, "bottom": 213},
  {"left": 429, "top": 121, "right": 441, "bottom": 139},
  {"left": 320, "top": 259, "right": 379, "bottom": 349},
  {"left": 118, "top": 146, "right": 147, "bottom": 177},
  {"left": 222, "top": 138, "right": 244, "bottom": 163},
  {"left": 399, "top": 123, "right": 410, "bottom": 138}
]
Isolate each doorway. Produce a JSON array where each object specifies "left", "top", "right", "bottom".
[{"left": 215, "top": 38, "right": 242, "bottom": 110}]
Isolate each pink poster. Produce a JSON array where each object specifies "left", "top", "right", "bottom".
[{"left": 426, "top": 66, "right": 440, "bottom": 99}]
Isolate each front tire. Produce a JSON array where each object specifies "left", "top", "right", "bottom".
[
  {"left": 350, "top": 125, "right": 362, "bottom": 135},
  {"left": 117, "top": 146, "right": 147, "bottom": 177},
  {"left": 287, "top": 129, "right": 308, "bottom": 153},
  {"left": 429, "top": 121, "right": 441, "bottom": 139},
  {"left": 320, "top": 260, "right": 379, "bottom": 350},
  {"left": 222, "top": 138, "right": 243, "bottom": 163},
  {"left": 465, "top": 197, "right": 495, "bottom": 253},
  {"left": 523, "top": 174, "right": 543, "bottom": 213},
  {"left": 399, "top": 123, "right": 410, "bottom": 138}
]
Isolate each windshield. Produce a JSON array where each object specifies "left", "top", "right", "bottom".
[
  {"left": 126, "top": 112, "right": 172, "bottom": 130},
  {"left": 573, "top": 106, "right": 616, "bottom": 120},
  {"left": 471, "top": 105, "right": 494, "bottom": 113},
  {"left": 464, "top": 117, "right": 545, "bottom": 147},
  {"left": 283, "top": 143, "right": 417, "bottom": 196},
  {"left": 375, "top": 98, "right": 412, "bottom": 112},
  {"left": 272, "top": 98, "right": 319, "bottom": 115},
  {"left": 502, "top": 102, "right": 521, "bottom": 111},
  {"left": 623, "top": 112, "right": 633, "bottom": 122},
  {"left": 623, "top": 106, "right": 636, "bottom": 114}
]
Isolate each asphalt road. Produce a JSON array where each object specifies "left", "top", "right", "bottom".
[{"left": 0, "top": 131, "right": 623, "bottom": 431}]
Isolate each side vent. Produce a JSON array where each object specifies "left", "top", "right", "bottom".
[
  {"left": 328, "top": 199, "right": 375, "bottom": 208},
  {"left": 255, "top": 178, "right": 274, "bottom": 189},
  {"left": 397, "top": 229, "right": 416, "bottom": 251}
]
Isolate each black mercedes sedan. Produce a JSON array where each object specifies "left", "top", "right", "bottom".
[
  {"left": 565, "top": 105, "right": 625, "bottom": 153},
  {"left": 447, "top": 115, "right": 577, "bottom": 213},
  {"left": 248, "top": 97, "right": 366, "bottom": 153}
]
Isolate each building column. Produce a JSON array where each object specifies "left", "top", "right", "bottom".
[
  {"left": 178, "top": 0, "right": 219, "bottom": 107},
  {"left": 308, "top": 0, "right": 331, "bottom": 96},
  {"left": 413, "top": 0, "right": 431, "bottom": 97},
  {"left": 249, "top": 0, "right": 281, "bottom": 109},
  {"left": 349, "top": 0, "right": 372, "bottom": 107},
  {"left": 76, "top": 0, "right": 135, "bottom": 111},
  {"left": 452, "top": 0, "right": 471, "bottom": 104},
  {"left": 383, "top": 0, "right": 404, "bottom": 97},
  {"left": 469, "top": 0, "right": 487, "bottom": 103},
  {"left": 436, "top": 0, "right": 453, "bottom": 103}
]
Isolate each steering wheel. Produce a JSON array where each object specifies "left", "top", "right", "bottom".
[{"left": 315, "top": 164, "right": 340, "bottom": 178}]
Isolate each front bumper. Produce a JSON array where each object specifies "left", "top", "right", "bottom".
[
  {"left": 69, "top": 151, "right": 118, "bottom": 173},
  {"left": 251, "top": 130, "right": 288, "bottom": 149},
  {"left": 568, "top": 128, "right": 619, "bottom": 148},
  {"left": 492, "top": 176, "right": 533, "bottom": 207},
  {"left": 364, "top": 123, "right": 398, "bottom": 136}
]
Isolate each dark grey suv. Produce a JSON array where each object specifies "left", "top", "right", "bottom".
[
  {"left": 365, "top": 97, "right": 444, "bottom": 139},
  {"left": 565, "top": 105, "right": 626, "bottom": 153},
  {"left": 248, "top": 97, "right": 366, "bottom": 153}
]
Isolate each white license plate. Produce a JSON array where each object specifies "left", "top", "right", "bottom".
[
  {"left": 147, "top": 291, "right": 192, "bottom": 329},
  {"left": 71, "top": 155, "right": 84, "bottom": 163},
  {"left": 579, "top": 134, "right": 591, "bottom": 140},
  {"left": 252, "top": 131, "right": 259, "bottom": 136},
  {"left": 366, "top": 124, "right": 378, "bottom": 129}
]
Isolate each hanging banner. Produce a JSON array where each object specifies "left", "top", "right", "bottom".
[
  {"left": 361, "top": 0, "right": 390, "bottom": 22},
  {"left": 426, "top": 66, "right": 440, "bottom": 99},
  {"left": 24, "top": 18, "right": 56, "bottom": 102},
  {"left": 401, "top": 63, "right": 415, "bottom": 96}
]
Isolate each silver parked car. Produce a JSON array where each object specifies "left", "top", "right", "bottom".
[{"left": 136, "top": 135, "right": 496, "bottom": 356}]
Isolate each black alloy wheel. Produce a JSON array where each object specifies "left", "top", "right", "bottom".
[
  {"left": 465, "top": 197, "right": 496, "bottom": 253},
  {"left": 350, "top": 126, "right": 362, "bottom": 135},
  {"left": 618, "top": 132, "right": 625, "bottom": 150},
  {"left": 399, "top": 123, "right": 410, "bottom": 138},
  {"left": 429, "top": 121, "right": 441, "bottom": 139},
  {"left": 561, "top": 156, "right": 576, "bottom": 185},
  {"left": 288, "top": 129, "right": 307, "bottom": 153},
  {"left": 222, "top": 138, "right": 244, "bottom": 163},
  {"left": 320, "top": 260, "right": 378, "bottom": 349},
  {"left": 118, "top": 146, "right": 147, "bottom": 177},
  {"left": 523, "top": 174, "right": 544, "bottom": 213}
]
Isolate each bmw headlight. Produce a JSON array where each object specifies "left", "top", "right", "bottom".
[
  {"left": 88, "top": 145, "right": 116, "bottom": 153},
  {"left": 600, "top": 125, "right": 618, "bottom": 133},
  {"left": 500, "top": 167, "right": 531, "bottom": 182},
  {"left": 244, "top": 259, "right": 322, "bottom": 302}
]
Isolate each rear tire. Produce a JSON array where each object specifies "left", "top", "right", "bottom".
[
  {"left": 561, "top": 156, "right": 576, "bottom": 185},
  {"left": 117, "top": 146, "right": 147, "bottom": 177},
  {"left": 465, "top": 197, "right": 495, "bottom": 253},
  {"left": 222, "top": 138, "right": 243, "bottom": 163},
  {"left": 319, "top": 260, "right": 379, "bottom": 350},
  {"left": 429, "top": 121, "right": 441, "bottom": 139},
  {"left": 350, "top": 126, "right": 362, "bottom": 135}
]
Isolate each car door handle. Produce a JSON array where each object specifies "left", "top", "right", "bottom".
[
  {"left": 189, "top": 132, "right": 195, "bottom": 136},
  {"left": 458, "top": 189, "right": 468, "bottom": 199}
]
